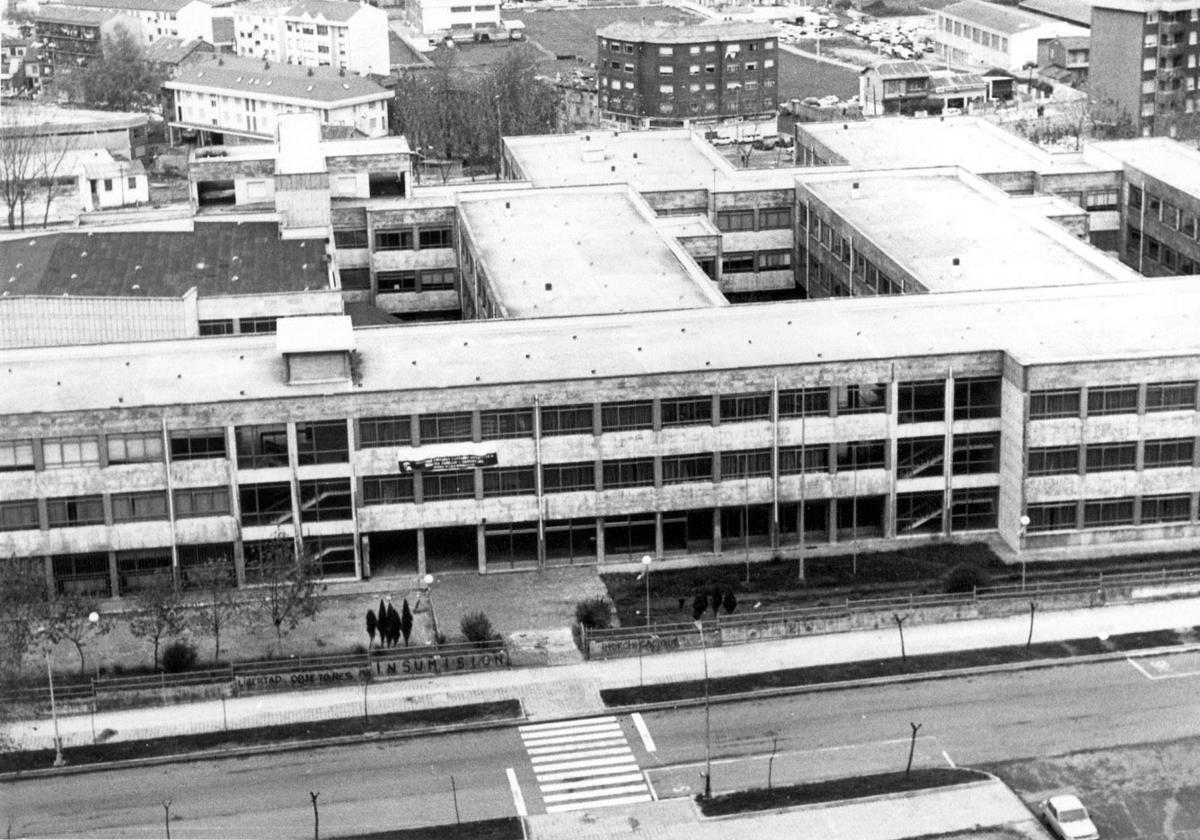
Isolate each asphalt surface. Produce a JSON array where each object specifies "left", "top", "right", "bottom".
[{"left": 6, "top": 652, "right": 1200, "bottom": 838}]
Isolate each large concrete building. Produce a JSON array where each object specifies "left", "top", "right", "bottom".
[
  {"left": 1088, "top": 0, "right": 1200, "bottom": 138},
  {"left": 6, "top": 114, "right": 1200, "bottom": 597},
  {"left": 231, "top": 0, "right": 390, "bottom": 76}
]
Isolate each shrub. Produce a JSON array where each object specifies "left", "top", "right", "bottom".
[
  {"left": 943, "top": 563, "right": 991, "bottom": 594},
  {"left": 575, "top": 597, "right": 612, "bottom": 630},
  {"left": 460, "top": 611, "right": 497, "bottom": 647},
  {"left": 161, "top": 640, "right": 197, "bottom": 673}
]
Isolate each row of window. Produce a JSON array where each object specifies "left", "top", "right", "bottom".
[
  {"left": 722, "top": 249, "right": 792, "bottom": 274},
  {"left": 715, "top": 206, "right": 791, "bottom": 232},
  {"left": 602, "top": 40, "right": 775, "bottom": 55},
  {"left": 1027, "top": 494, "right": 1196, "bottom": 532},
  {"left": 339, "top": 267, "right": 456, "bottom": 293},
  {"left": 939, "top": 16, "right": 1009, "bottom": 52},
  {"left": 1029, "top": 381, "right": 1197, "bottom": 419},
  {"left": 333, "top": 226, "right": 453, "bottom": 251},
  {"left": 0, "top": 382, "right": 1004, "bottom": 473},
  {"left": 198, "top": 316, "right": 279, "bottom": 337},
  {"left": 1028, "top": 438, "right": 1197, "bottom": 475},
  {"left": 1, "top": 486, "right": 231, "bottom": 532},
  {"left": 1129, "top": 185, "right": 1200, "bottom": 242},
  {"left": 1126, "top": 226, "right": 1198, "bottom": 274}
]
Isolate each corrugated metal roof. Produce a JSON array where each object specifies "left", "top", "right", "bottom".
[{"left": 165, "top": 54, "right": 391, "bottom": 104}]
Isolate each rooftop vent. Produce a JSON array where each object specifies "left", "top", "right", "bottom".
[{"left": 952, "top": 257, "right": 960, "bottom": 266}]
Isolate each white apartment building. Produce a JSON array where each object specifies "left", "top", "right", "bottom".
[
  {"left": 233, "top": 0, "right": 389, "bottom": 75},
  {"left": 936, "top": 0, "right": 1087, "bottom": 71},
  {"left": 164, "top": 53, "right": 393, "bottom": 144},
  {"left": 44, "top": 0, "right": 240, "bottom": 46},
  {"left": 401, "top": 0, "right": 501, "bottom": 41}
]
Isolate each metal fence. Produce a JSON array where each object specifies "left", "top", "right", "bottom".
[
  {"left": 3, "top": 640, "right": 509, "bottom": 712},
  {"left": 582, "top": 565, "right": 1200, "bottom": 657}
]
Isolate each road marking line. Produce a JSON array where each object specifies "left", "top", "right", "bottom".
[
  {"left": 527, "top": 739, "right": 628, "bottom": 756},
  {"left": 539, "top": 773, "right": 648, "bottom": 793},
  {"left": 631, "top": 712, "right": 656, "bottom": 753},
  {"left": 657, "top": 736, "right": 936, "bottom": 771},
  {"left": 543, "top": 784, "right": 651, "bottom": 804},
  {"left": 519, "top": 716, "right": 617, "bottom": 733},
  {"left": 1126, "top": 656, "right": 1159, "bottom": 680},
  {"left": 535, "top": 765, "right": 644, "bottom": 783},
  {"left": 533, "top": 755, "right": 641, "bottom": 774},
  {"left": 530, "top": 747, "right": 632, "bottom": 765},
  {"left": 521, "top": 729, "right": 625, "bottom": 747},
  {"left": 545, "top": 794, "right": 652, "bottom": 814},
  {"left": 942, "top": 750, "right": 956, "bottom": 768},
  {"left": 506, "top": 768, "right": 527, "bottom": 817},
  {"left": 644, "top": 769, "right": 659, "bottom": 801},
  {"left": 521, "top": 722, "right": 623, "bottom": 739}
]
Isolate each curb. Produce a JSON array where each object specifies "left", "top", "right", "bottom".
[
  {"left": 7, "top": 641, "right": 1199, "bottom": 782},
  {"left": 0, "top": 707, "right": 527, "bottom": 783},
  {"left": 601, "top": 640, "right": 1200, "bottom": 716}
]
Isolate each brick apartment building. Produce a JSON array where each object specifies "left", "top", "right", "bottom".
[{"left": 595, "top": 21, "right": 779, "bottom": 127}]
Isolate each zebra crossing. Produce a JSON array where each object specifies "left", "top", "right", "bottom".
[{"left": 518, "top": 715, "right": 653, "bottom": 813}]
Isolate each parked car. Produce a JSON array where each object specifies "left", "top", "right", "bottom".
[{"left": 1040, "top": 795, "right": 1100, "bottom": 840}]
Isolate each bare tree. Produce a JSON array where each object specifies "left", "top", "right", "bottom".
[
  {"left": 0, "top": 556, "right": 52, "bottom": 679},
  {"left": 189, "top": 558, "right": 242, "bottom": 663},
  {"left": 34, "top": 131, "right": 73, "bottom": 228},
  {"left": 0, "top": 111, "right": 39, "bottom": 230},
  {"left": 243, "top": 537, "right": 325, "bottom": 657},
  {"left": 129, "top": 575, "right": 189, "bottom": 670},
  {"left": 40, "top": 593, "right": 112, "bottom": 676}
]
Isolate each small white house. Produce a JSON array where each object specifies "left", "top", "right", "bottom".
[{"left": 78, "top": 155, "right": 150, "bottom": 211}]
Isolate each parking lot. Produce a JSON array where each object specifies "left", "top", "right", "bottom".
[{"left": 986, "top": 654, "right": 1200, "bottom": 840}]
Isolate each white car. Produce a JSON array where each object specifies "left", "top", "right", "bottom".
[{"left": 1040, "top": 795, "right": 1100, "bottom": 840}]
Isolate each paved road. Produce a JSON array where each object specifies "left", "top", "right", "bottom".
[{"left": 6, "top": 652, "right": 1198, "bottom": 838}]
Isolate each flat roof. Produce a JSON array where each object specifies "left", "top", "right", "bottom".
[
  {"left": 797, "top": 116, "right": 1098, "bottom": 175},
  {"left": 801, "top": 169, "right": 1137, "bottom": 293},
  {"left": 0, "top": 103, "right": 148, "bottom": 133},
  {"left": 940, "top": 0, "right": 1065, "bottom": 33},
  {"left": 0, "top": 222, "right": 329, "bottom": 297},
  {"left": 457, "top": 187, "right": 726, "bottom": 318},
  {"left": 6, "top": 277, "right": 1200, "bottom": 417},
  {"left": 597, "top": 20, "right": 778, "bottom": 44},
  {"left": 1086, "top": 138, "right": 1200, "bottom": 197},
  {"left": 189, "top": 133, "right": 411, "bottom": 164},
  {"left": 505, "top": 130, "right": 794, "bottom": 193}
]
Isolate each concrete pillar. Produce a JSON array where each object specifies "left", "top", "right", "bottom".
[
  {"left": 416, "top": 528, "right": 427, "bottom": 576},
  {"left": 595, "top": 516, "right": 605, "bottom": 563},
  {"left": 477, "top": 522, "right": 487, "bottom": 573}
]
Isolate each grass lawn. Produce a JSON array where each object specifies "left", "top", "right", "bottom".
[
  {"left": 599, "top": 625, "right": 1200, "bottom": 707},
  {"left": 603, "top": 543, "right": 1002, "bottom": 626},
  {"left": 698, "top": 767, "right": 989, "bottom": 816},
  {"left": 508, "top": 6, "right": 700, "bottom": 60},
  {"left": 336, "top": 817, "right": 524, "bottom": 840},
  {"left": 0, "top": 700, "right": 520, "bottom": 775},
  {"left": 777, "top": 50, "right": 861, "bottom": 101}
]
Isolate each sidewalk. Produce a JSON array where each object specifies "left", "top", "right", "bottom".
[
  {"left": 524, "top": 777, "right": 1050, "bottom": 840},
  {"left": 8, "top": 593, "right": 1200, "bottom": 752}
]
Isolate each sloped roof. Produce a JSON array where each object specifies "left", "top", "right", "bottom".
[
  {"left": 165, "top": 54, "right": 392, "bottom": 104},
  {"left": 50, "top": 0, "right": 190, "bottom": 13},
  {"left": 144, "top": 36, "right": 212, "bottom": 64},
  {"left": 0, "top": 222, "right": 329, "bottom": 297},
  {"left": 285, "top": 0, "right": 365, "bottom": 23},
  {"left": 931, "top": 71, "right": 986, "bottom": 93},
  {"left": 34, "top": 6, "right": 116, "bottom": 25},
  {"left": 1054, "top": 35, "right": 1090, "bottom": 48},
  {"left": 941, "top": 0, "right": 1059, "bottom": 34},
  {"left": 597, "top": 20, "right": 778, "bottom": 44},
  {"left": 870, "top": 61, "right": 931, "bottom": 78},
  {"left": 1018, "top": 0, "right": 1094, "bottom": 26}
]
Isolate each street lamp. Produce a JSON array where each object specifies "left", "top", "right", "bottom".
[
  {"left": 637, "top": 555, "right": 652, "bottom": 629},
  {"left": 422, "top": 573, "right": 439, "bottom": 643},
  {"left": 694, "top": 620, "right": 711, "bottom": 800},
  {"left": 1018, "top": 514, "right": 1031, "bottom": 591},
  {"left": 35, "top": 626, "right": 65, "bottom": 767}
]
